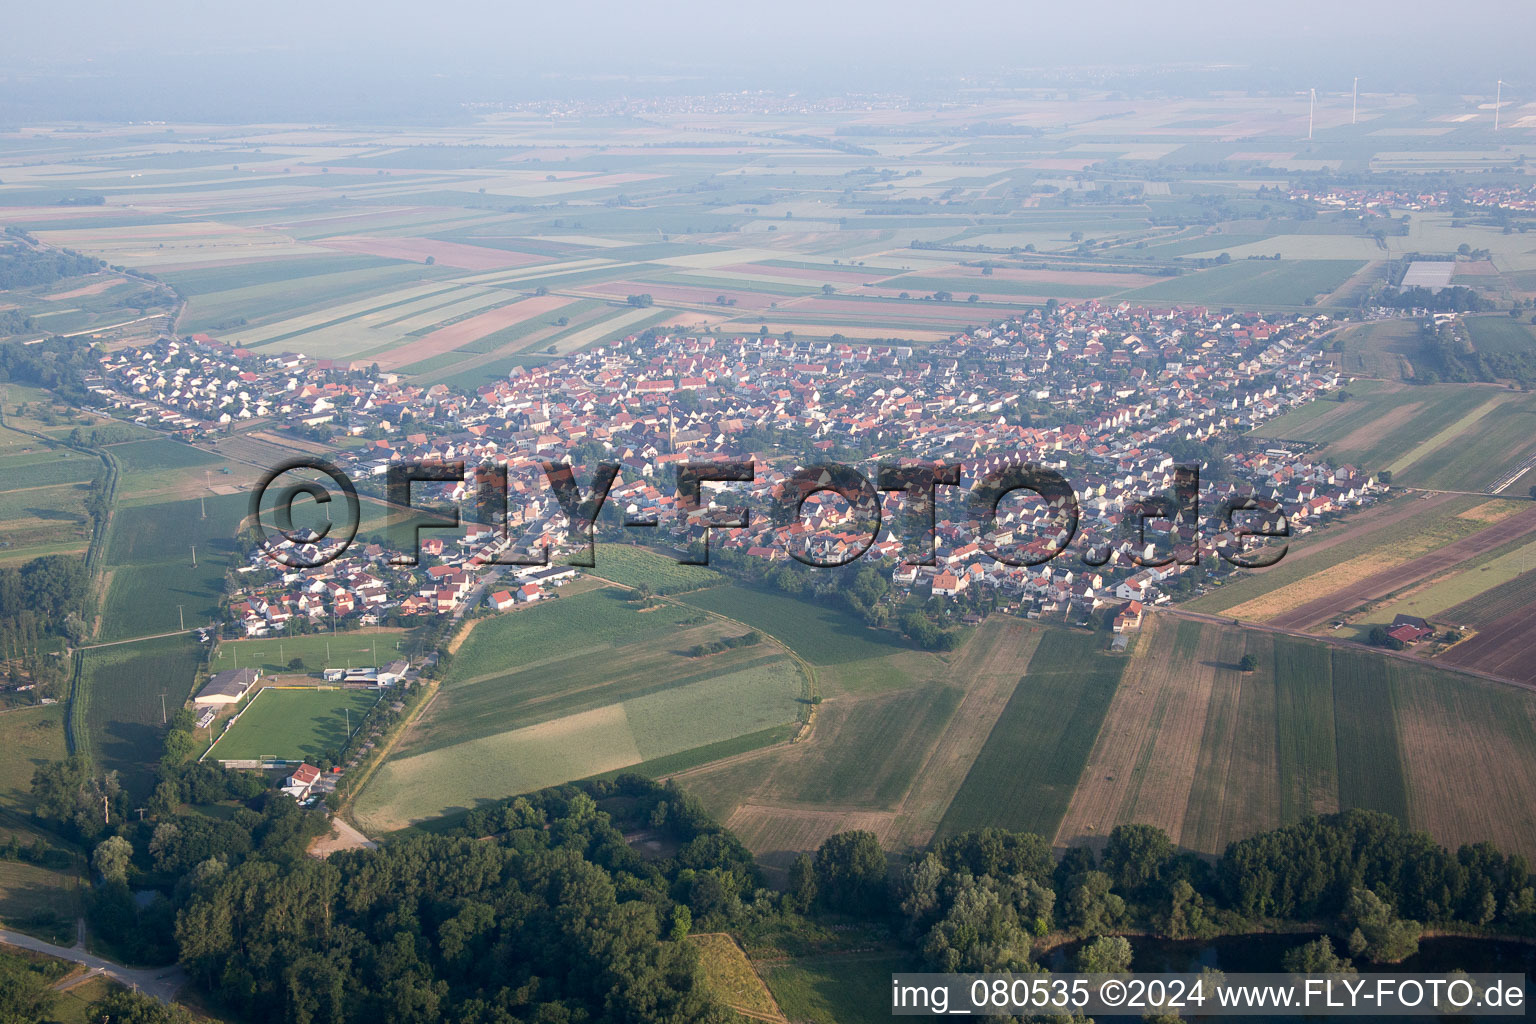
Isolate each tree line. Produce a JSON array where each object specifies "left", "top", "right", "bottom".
[
  {"left": 0, "top": 244, "right": 104, "bottom": 290},
  {"left": 28, "top": 754, "right": 1536, "bottom": 1024},
  {"left": 0, "top": 335, "right": 102, "bottom": 405}
]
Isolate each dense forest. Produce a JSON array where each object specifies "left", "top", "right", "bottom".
[
  {"left": 19, "top": 740, "right": 1536, "bottom": 1024},
  {"left": 79, "top": 767, "right": 1536, "bottom": 1017},
  {"left": 0, "top": 309, "right": 33, "bottom": 336},
  {"left": 1416, "top": 317, "right": 1536, "bottom": 385},
  {"left": 0, "top": 336, "right": 101, "bottom": 405},
  {"left": 0, "top": 243, "right": 104, "bottom": 290},
  {"left": 0, "top": 554, "right": 89, "bottom": 692}
]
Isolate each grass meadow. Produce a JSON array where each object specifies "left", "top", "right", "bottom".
[
  {"left": 585, "top": 544, "right": 723, "bottom": 594},
  {"left": 1046, "top": 617, "right": 1536, "bottom": 858},
  {"left": 98, "top": 490, "right": 250, "bottom": 640},
  {"left": 210, "top": 630, "right": 410, "bottom": 674},
  {"left": 682, "top": 584, "right": 909, "bottom": 666},
  {"left": 76, "top": 634, "right": 205, "bottom": 789},
  {"left": 351, "top": 588, "right": 806, "bottom": 831}
]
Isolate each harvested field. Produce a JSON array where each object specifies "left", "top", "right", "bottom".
[
  {"left": 1204, "top": 495, "right": 1523, "bottom": 624},
  {"left": 720, "top": 262, "right": 889, "bottom": 285},
  {"left": 1443, "top": 567, "right": 1536, "bottom": 629},
  {"left": 312, "top": 236, "right": 544, "bottom": 270},
  {"left": 886, "top": 619, "right": 1045, "bottom": 848},
  {"left": 1175, "top": 627, "right": 1283, "bottom": 855},
  {"left": 1394, "top": 670, "right": 1536, "bottom": 858},
  {"left": 671, "top": 618, "right": 1042, "bottom": 864},
  {"left": 938, "top": 627, "right": 1124, "bottom": 841},
  {"left": 1265, "top": 502, "right": 1536, "bottom": 631},
  {"left": 41, "top": 277, "right": 123, "bottom": 301},
  {"left": 918, "top": 265, "right": 1166, "bottom": 290},
  {"left": 724, "top": 804, "right": 899, "bottom": 874},
  {"left": 375, "top": 294, "right": 575, "bottom": 369},
  {"left": 579, "top": 280, "right": 783, "bottom": 310},
  {"left": 1438, "top": 604, "right": 1536, "bottom": 683},
  {"left": 1054, "top": 617, "right": 1236, "bottom": 851}
]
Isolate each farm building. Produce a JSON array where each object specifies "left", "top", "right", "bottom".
[
  {"left": 512, "top": 565, "right": 579, "bottom": 586},
  {"left": 194, "top": 667, "right": 260, "bottom": 706}
]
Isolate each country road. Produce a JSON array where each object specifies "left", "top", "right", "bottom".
[{"left": 0, "top": 928, "right": 185, "bottom": 1003}]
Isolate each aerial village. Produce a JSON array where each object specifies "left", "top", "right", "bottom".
[{"left": 86, "top": 299, "right": 1388, "bottom": 639}]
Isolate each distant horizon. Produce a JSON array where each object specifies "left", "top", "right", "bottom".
[{"left": 1, "top": 0, "right": 1530, "bottom": 123}]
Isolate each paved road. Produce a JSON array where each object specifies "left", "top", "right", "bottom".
[{"left": 0, "top": 928, "right": 185, "bottom": 1003}]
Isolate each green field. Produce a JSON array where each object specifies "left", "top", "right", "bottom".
[
  {"left": 937, "top": 628, "right": 1124, "bottom": 838},
  {"left": 1334, "top": 320, "right": 1426, "bottom": 379},
  {"left": 1114, "top": 259, "right": 1364, "bottom": 306},
  {"left": 0, "top": 450, "right": 99, "bottom": 490},
  {"left": 0, "top": 705, "right": 69, "bottom": 814},
  {"left": 586, "top": 544, "right": 723, "bottom": 594},
  {"left": 1443, "top": 566, "right": 1536, "bottom": 628},
  {"left": 206, "top": 687, "right": 380, "bottom": 763},
  {"left": 98, "top": 490, "right": 249, "bottom": 640},
  {"left": 762, "top": 952, "right": 910, "bottom": 1024},
  {"left": 177, "top": 262, "right": 452, "bottom": 334},
  {"left": 1186, "top": 493, "right": 1498, "bottom": 616},
  {"left": 103, "top": 438, "right": 220, "bottom": 474},
  {"left": 354, "top": 656, "right": 804, "bottom": 832},
  {"left": 353, "top": 588, "right": 806, "bottom": 831},
  {"left": 1248, "top": 381, "right": 1536, "bottom": 491},
  {"left": 681, "top": 584, "right": 909, "bottom": 666},
  {"left": 1466, "top": 314, "right": 1536, "bottom": 357},
  {"left": 0, "top": 429, "right": 98, "bottom": 560},
  {"left": 758, "top": 683, "right": 963, "bottom": 810},
  {"left": 1342, "top": 536, "right": 1536, "bottom": 639},
  {"left": 1329, "top": 647, "right": 1411, "bottom": 821},
  {"left": 405, "top": 590, "right": 801, "bottom": 756},
  {"left": 442, "top": 588, "right": 701, "bottom": 688},
  {"left": 75, "top": 634, "right": 204, "bottom": 787}
]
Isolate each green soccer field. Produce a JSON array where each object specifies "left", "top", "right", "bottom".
[{"left": 207, "top": 688, "right": 381, "bottom": 763}]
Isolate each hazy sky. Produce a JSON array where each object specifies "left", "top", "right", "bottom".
[{"left": 2, "top": 1, "right": 1530, "bottom": 121}]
